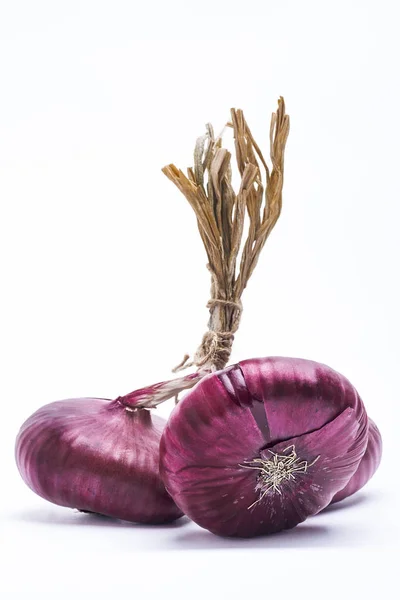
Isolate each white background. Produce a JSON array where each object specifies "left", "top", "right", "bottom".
[{"left": 1, "top": 1, "right": 399, "bottom": 598}]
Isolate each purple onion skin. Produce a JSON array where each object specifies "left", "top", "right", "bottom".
[
  {"left": 16, "top": 398, "right": 182, "bottom": 524},
  {"left": 160, "top": 357, "right": 372, "bottom": 537},
  {"left": 331, "top": 417, "right": 382, "bottom": 503}
]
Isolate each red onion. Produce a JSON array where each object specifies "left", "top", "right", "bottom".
[
  {"left": 159, "top": 357, "right": 380, "bottom": 537},
  {"left": 16, "top": 396, "right": 182, "bottom": 523}
]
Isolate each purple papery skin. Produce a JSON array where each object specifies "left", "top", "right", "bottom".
[
  {"left": 160, "top": 357, "right": 372, "bottom": 537},
  {"left": 331, "top": 417, "right": 382, "bottom": 503},
  {"left": 16, "top": 398, "right": 182, "bottom": 524}
]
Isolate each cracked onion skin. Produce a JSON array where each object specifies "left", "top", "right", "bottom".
[
  {"left": 15, "top": 398, "right": 182, "bottom": 524},
  {"left": 160, "top": 356, "right": 376, "bottom": 537}
]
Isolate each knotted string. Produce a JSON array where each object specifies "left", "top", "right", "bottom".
[{"left": 173, "top": 298, "right": 243, "bottom": 373}]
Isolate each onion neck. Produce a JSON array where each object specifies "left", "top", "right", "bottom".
[{"left": 117, "top": 370, "right": 207, "bottom": 410}]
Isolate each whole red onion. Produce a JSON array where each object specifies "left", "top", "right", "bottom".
[
  {"left": 16, "top": 396, "right": 182, "bottom": 523},
  {"left": 160, "top": 357, "right": 380, "bottom": 537}
]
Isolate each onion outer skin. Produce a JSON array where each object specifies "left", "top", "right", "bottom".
[
  {"left": 16, "top": 397, "right": 182, "bottom": 524},
  {"left": 331, "top": 417, "right": 382, "bottom": 504},
  {"left": 160, "top": 356, "right": 371, "bottom": 537}
]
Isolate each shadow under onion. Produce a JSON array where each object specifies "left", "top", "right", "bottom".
[{"left": 13, "top": 507, "right": 190, "bottom": 529}]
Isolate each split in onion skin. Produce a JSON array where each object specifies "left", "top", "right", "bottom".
[
  {"left": 331, "top": 417, "right": 382, "bottom": 504},
  {"left": 15, "top": 397, "right": 183, "bottom": 524},
  {"left": 160, "top": 356, "right": 375, "bottom": 537}
]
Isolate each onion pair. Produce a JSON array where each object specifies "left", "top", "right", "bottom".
[{"left": 15, "top": 99, "right": 382, "bottom": 537}]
